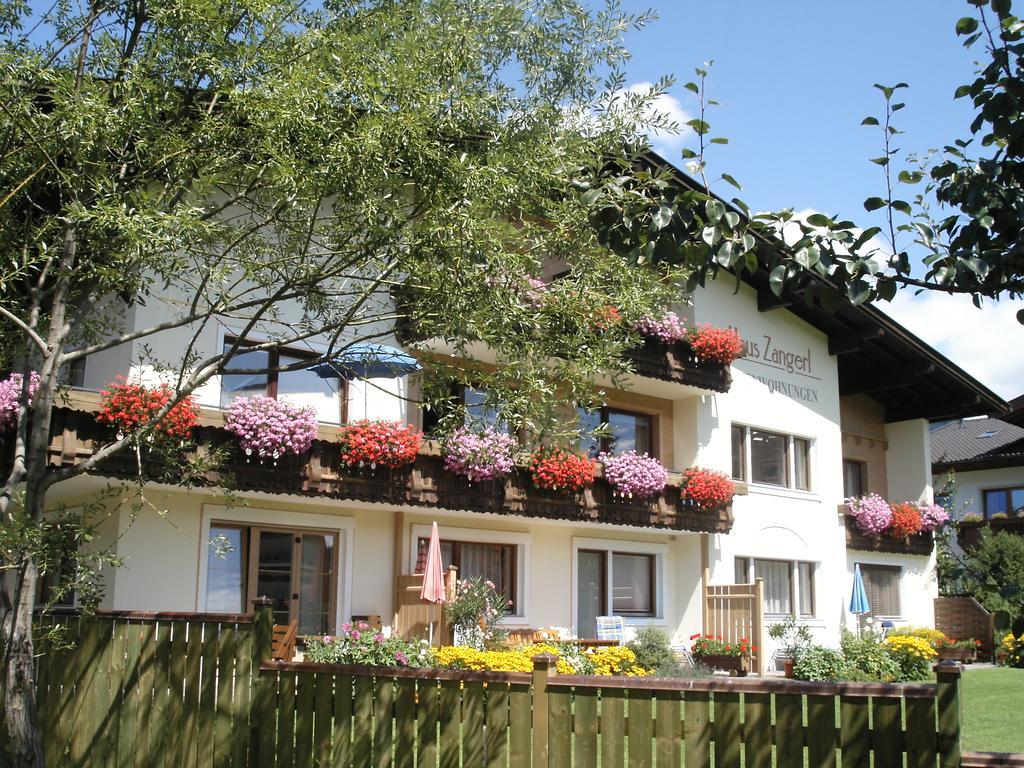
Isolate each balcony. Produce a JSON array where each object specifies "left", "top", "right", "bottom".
[
  {"left": 23, "top": 404, "right": 741, "bottom": 534},
  {"left": 624, "top": 337, "right": 731, "bottom": 393},
  {"left": 957, "top": 516, "right": 1024, "bottom": 551},
  {"left": 840, "top": 508, "right": 934, "bottom": 556}
]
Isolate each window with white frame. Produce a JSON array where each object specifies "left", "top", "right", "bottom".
[
  {"left": 735, "top": 557, "right": 815, "bottom": 617},
  {"left": 576, "top": 541, "right": 663, "bottom": 638},
  {"left": 731, "top": 425, "right": 811, "bottom": 490}
]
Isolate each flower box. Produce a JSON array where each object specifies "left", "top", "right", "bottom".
[
  {"left": 937, "top": 647, "right": 976, "bottom": 664},
  {"left": 694, "top": 653, "right": 748, "bottom": 676}
]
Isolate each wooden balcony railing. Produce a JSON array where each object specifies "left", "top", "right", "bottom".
[
  {"left": 840, "top": 508, "right": 935, "bottom": 556},
  {"left": 25, "top": 407, "right": 739, "bottom": 534},
  {"left": 624, "top": 336, "right": 732, "bottom": 392},
  {"left": 957, "top": 516, "right": 1024, "bottom": 551}
]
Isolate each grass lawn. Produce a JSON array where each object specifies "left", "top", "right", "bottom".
[{"left": 960, "top": 666, "right": 1024, "bottom": 753}]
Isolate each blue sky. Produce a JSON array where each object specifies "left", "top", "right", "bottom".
[{"left": 604, "top": 1, "right": 1023, "bottom": 402}]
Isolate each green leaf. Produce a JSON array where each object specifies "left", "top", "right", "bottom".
[
  {"left": 805, "top": 213, "right": 832, "bottom": 228},
  {"left": 875, "top": 279, "right": 897, "bottom": 302},
  {"left": 869, "top": 156, "right": 890, "bottom": 167},
  {"left": 979, "top": 214, "right": 994, "bottom": 229},
  {"left": 580, "top": 189, "right": 601, "bottom": 207},
  {"left": 721, "top": 173, "right": 742, "bottom": 190},
  {"left": 863, "top": 197, "right": 887, "bottom": 211},
  {"left": 709, "top": 137, "right": 729, "bottom": 145},
  {"left": 705, "top": 199, "right": 725, "bottom": 224},
  {"left": 651, "top": 205, "right": 673, "bottom": 229},
  {"left": 848, "top": 280, "right": 872, "bottom": 305},
  {"left": 954, "top": 84, "right": 971, "bottom": 98},
  {"left": 890, "top": 200, "right": 912, "bottom": 214},
  {"left": 680, "top": 148, "right": 698, "bottom": 159},
  {"left": 684, "top": 81, "right": 699, "bottom": 93},
  {"left": 724, "top": 211, "right": 740, "bottom": 229},
  {"left": 769, "top": 264, "right": 786, "bottom": 297},
  {"left": 897, "top": 170, "right": 923, "bottom": 184},
  {"left": 956, "top": 16, "right": 980, "bottom": 34},
  {"left": 860, "top": 116, "right": 879, "bottom": 126},
  {"left": 686, "top": 119, "right": 710, "bottom": 135}
]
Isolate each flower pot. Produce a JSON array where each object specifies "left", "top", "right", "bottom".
[
  {"left": 784, "top": 658, "right": 794, "bottom": 678},
  {"left": 694, "top": 653, "right": 748, "bottom": 676}
]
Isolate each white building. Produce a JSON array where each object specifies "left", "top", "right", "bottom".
[{"left": 33, "top": 162, "right": 1006, "bottom": 670}]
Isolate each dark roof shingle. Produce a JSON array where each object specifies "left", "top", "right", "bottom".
[{"left": 930, "top": 416, "right": 1024, "bottom": 468}]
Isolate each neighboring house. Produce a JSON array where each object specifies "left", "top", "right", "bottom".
[
  {"left": 21, "top": 156, "right": 1006, "bottom": 667},
  {"left": 931, "top": 395, "right": 1024, "bottom": 550}
]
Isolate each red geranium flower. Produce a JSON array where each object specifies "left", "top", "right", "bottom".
[{"left": 529, "top": 449, "right": 597, "bottom": 493}]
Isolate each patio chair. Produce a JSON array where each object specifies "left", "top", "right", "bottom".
[{"left": 595, "top": 616, "right": 625, "bottom": 645}]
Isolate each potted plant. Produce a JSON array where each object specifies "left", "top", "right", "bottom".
[
  {"left": 768, "top": 615, "right": 813, "bottom": 677},
  {"left": 936, "top": 637, "right": 980, "bottom": 663},
  {"left": 528, "top": 448, "right": 596, "bottom": 493},
  {"left": 337, "top": 419, "right": 422, "bottom": 470},
  {"left": 886, "top": 502, "right": 924, "bottom": 539},
  {"left": 0, "top": 370, "right": 39, "bottom": 433},
  {"left": 598, "top": 451, "right": 668, "bottom": 500},
  {"left": 688, "top": 634, "right": 753, "bottom": 676},
  {"left": 847, "top": 493, "right": 894, "bottom": 536},
  {"left": 442, "top": 426, "right": 517, "bottom": 483},
  {"left": 224, "top": 395, "right": 318, "bottom": 461},
  {"left": 98, "top": 377, "right": 199, "bottom": 441},
  {"left": 679, "top": 467, "right": 735, "bottom": 514},
  {"left": 686, "top": 324, "right": 744, "bottom": 365}
]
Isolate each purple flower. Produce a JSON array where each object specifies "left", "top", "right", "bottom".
[
  {"left": 599, "top": 451, "right": 668, "bottom": 499},
  {"left": 634, "top": 312, "right": 687, "bottom": 343},
  {"left": 224, "top": 395, "right": 317, "bottom": 459},
  {"left": 351, "top": 630, "right": 361, "bottom": 641},
  {"left": 341, "top": 622, "right": 352, "bottom": 633},
  {"left": 919, "top": 503, "right": 950, "bottom": 531},
  {"left": 443, "top": 427, "right": 517, "bottom": 482},
  {"left": 394, "top": 651, "right": 408, "bottom": 666},
  {"left": 322, "top": 635, "right": 333, "bottom": 643},
  {"left": 0, "top": 371, "right": 39, "bottom": 433},
  {"left": 847, "top": 494, "right": 893, "bottom": 536},
  {"left": 373, "top": 633, "right": 384, "bottom": 644},
  {"left": 357, "top": 621, "right": 369, "bottom": 630}
]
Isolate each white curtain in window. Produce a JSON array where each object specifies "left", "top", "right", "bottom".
[
  {"left": 611, "top": 553, "right": 652, "bottom": 613},
  {"left": 755, "top": 559, "right": 792, "bottom": 614}
]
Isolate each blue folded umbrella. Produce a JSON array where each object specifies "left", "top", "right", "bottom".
[
  {"left": 849, "top": 563, "right": 870, "bottom": 614},
  {"left": 309, "top": 343, "right": 421, "bottom": 380}
]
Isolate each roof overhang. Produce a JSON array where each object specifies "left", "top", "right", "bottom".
[{"left": 640, "top": 150, "right": 1008, "bottom": 423}]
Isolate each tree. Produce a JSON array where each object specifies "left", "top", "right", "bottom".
[
  {"left": 585, "top": 0, "right": 1024, "bottom": 321},
  {"left": 942, "top": 528, "right": 1024, "bottom": 627},
  {"left": 0, "top": 1, "right": 688, "bottom": 763}
]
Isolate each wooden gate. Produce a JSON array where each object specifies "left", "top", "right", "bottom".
[
  {"left": 393, "top": 567, "right": 456, "bottom": 645},
  {"left": 935, "top": 596, "right": 996, "bottom": 661},
  {"left": 703, "top": 573, "right": 765, "bottom": 675}
]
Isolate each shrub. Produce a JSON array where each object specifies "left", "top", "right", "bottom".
[
  {"left": 957, "top": 529, "right": 1024, "bottom": 618},
  {"left": 0, "top": 371, "right": 39, "bottom": 432},
  {"left": 98, "top": 378, "right": 199, "bottom": 440},
  {"left": 847, "top": 494, "right": 893, "bottom": 536},
  {"left": 887, "top": 502, "right": 923, "bottom": 538},
  {"left": 225, "top": 395, "right": 317, "bottom": 459},
  {"left": 999, "top": 632, "right": 1024, "bottom": 668},
  {"left": 598, "top": 451, "right": 668, "bottom": 499},
  {"left": 529, "top": 449, "right": 597, "bottom": 492},
  {"left": 627, "top": 628, "right": 680, "bottom": 676},
  {"left": 883, "top": 635, "right": 937, "bottom": 680},
  {"left": 887, "top": 626, "right": 947, "bottom": 649},
  {"left": 443, "top": 427, "right": 517, "bottom": 482},
  {"left": 338, "top": 419, "right": 421, "bottom": 469},
  {"left": 680, "top": 467, "right": 734, "bottom": 513},
  {"left": 305, "top": 624, "right": 430, "bottom": 667},
  {"left": 840, "top": 630, "right": 900, "bottom": 681},
  {"left": 792, "top": 646, "right": 848, "bottom": 682},
  {"left": 689, "top": 634, "right": 754, "bottom": 657},
  {"left": 444, "top": 577, "right": 509, "bottom": 650},
  {"left": 687, "top": 325, "right": 744, "bottom": 364}
]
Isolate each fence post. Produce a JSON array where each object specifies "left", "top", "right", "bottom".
[
  {"left": 532, "top": 654, "right": 556, "bottom": 768},
  {"left": 934, "top": 660, "right": 963, "bottom": 768},
  {"left": 251, "top": 597, "right": 275, "bottom": 767}
]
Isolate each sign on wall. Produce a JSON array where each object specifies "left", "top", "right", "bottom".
[{"left": 732, "top": 327, "right": 821, "bottom": 404}]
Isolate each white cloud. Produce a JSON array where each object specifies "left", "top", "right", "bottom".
[
  {"left": 880, "top": 290, "right": 1024, "bottom": 401},
  {"left": 619, "top": 81, "right": 693, "bottom": 156}
]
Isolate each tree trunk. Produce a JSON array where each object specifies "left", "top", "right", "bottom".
[{"left": 1, "top": 559, "right": 44, "bottom": 768}]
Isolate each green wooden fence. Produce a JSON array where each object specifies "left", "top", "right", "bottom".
[{"left": 27, "top": 607, "right": 965, "bottom": 767}]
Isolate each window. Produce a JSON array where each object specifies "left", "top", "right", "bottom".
[
  {"left": 576, "top": 546, "right": 660, "bottom": 637},
  {"left": 842, "top": 460, "right": 866, "bottom": 498},
  {"left": 983, "top": 486, "right": 1024, "bottom": 518},
  {"left": 205, "top": 523, "right": 337, "bottom": 635},
  {"left": 732, "top": 425, "right": 812, "bottom": 490},
  {"left": 463, "top": 386, "right": 507, "bottom": 432},
  {"left": 415, "top": 538, "right": 518, "bottom": 612},
  {"left": 858, "top": 563, "right": 901, "bottom": 617},
  {"left": 220, "top": 338, "right": 342, "bottom": 422},
  {"left": 730, "top": 425, "right": 746, "bottom": 481},
  {"left": 735, "top": 557, "right": 815, "bottom": 617},
  {"left": 578, "top": 406, "right": 654, "bottom": 458}
]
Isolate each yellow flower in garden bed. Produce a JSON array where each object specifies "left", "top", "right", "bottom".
[
  {"left": 430, "top": 643, "right": 651, "bottom": 676},
  {"left": 883, "top": 635, "right": 938, "bottom": 660}
]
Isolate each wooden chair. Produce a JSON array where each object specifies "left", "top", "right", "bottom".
[{"left": 272, "top": 620, "right": 298, "bottom": 662}]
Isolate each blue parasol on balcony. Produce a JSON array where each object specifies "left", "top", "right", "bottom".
[
  {"left": 308, "top": 343, "right": 421, "bottom": 380},
  {"left": 850, "top": 563, "right": 870, "bottom": 615}
]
